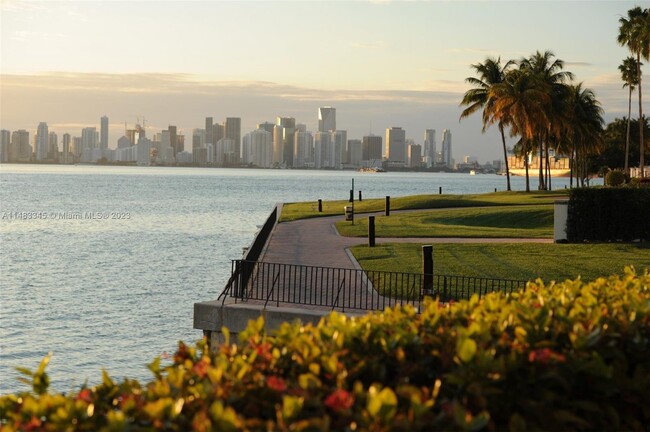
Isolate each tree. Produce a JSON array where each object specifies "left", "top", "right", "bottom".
[
  {"left": 460, "top": 57, "right": 515, "bottom": 191},
  {"left": 486, "top": 68, "right": 550, "bottom": 192},
  {"left": 519, "top": 50, "right": 574, "bottom": 190},
  {"left": 618, "top": 7, "right": 650, "bottom": 178},
  {"left": 619, "top": 56, "right": 641, "bottom": 175}
]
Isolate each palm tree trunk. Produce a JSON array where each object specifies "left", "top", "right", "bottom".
[
  {"left": 524, "top": 152, "right": 530, "bottom": 192},
  {"left": 499, "top": 123, "right": 512, "bottom": 191},
  {"left": 625, "top": 87, "right": 632, "bottom": 175},
  {"left": 638, "top": 53, "right": 644, "bottom": 178},
  {"left": 538, "top": 138, "right": 545, "bottom": 190},
  {"left": 546, "top": 145, "right": 552, "bottom": 190}
]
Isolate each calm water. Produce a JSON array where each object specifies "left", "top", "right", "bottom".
[{"left": 0, "top": 165, "right": 596, "bottom": 393}]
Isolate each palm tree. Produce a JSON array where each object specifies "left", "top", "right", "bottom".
[
  {"left": 619, "top": 56, "right": 641, "bottom": 175},
  {"left": 565, "top": 83, "right": 605, "bottom": 187},
  {"left": 519, "top": 50, "right": 574, "bottom": 190},
  {"left": 618, "top": 7, "right": 650, "bottom": 178},
  {"left": 460, "top": 57, "right": 515, "bottom": 190},
  {"left": 485, "top": 68, "right": 550, "bottom": 192}
]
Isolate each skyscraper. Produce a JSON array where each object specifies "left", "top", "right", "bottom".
[
  {"left": 224, "top": 117, "right": 241, "bottom": 163},
  {"left": 205, "top": 117, "right": 213, "bottom": 144},
  {"left": 442, "top": 129, "right": 452, "bottom": 167},
  {"left": 36, "top": 122, "right": 49, "bottom": 161},
  {"left": 293, "top": 130, "right": 314, "bottom": 168},
  {"left": 386, "top": 127, "right": 406, "bottom": 163},
  {"left": 318, "top": 107, "right": 336, "bottom": 132},
  {"left": 168, "top": 125, "right": 179, "bottom": 156},
  {"left": 11, "top": 130, "right": 31, "bottom": 162},
  {"left": 100, "top": 115, "right": 109, "bottom": 151},
  {"left": 276, "top": 117, "right": 295, "bottom": 167},
  {"left": 0, "top": 130, "right": 10, "bottom": 163},
  {"left": 62, "top": 133, "right": 71, "bottom": 164},
  {"left": 424, "top": 129, "right": 436, "bottom": 166},
  {"left": 330, "top": 130, "right": 347, "bottom": 169},
  {"left": 362, "top": 135, "right": 382, "bottom": 163}
]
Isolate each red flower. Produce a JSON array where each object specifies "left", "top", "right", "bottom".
[
  {"left": 76, "top": 388, "right": 93, "bottom": 403},
  {"left": 528, "top": 348, "right": 566, "bottom": 364},
  {"left": 255, "top": 343, "right": 273, "bottom": 363},
  {"left": 192, "top": 359, "right": 209, "bottom": 378},
  {"left": 266, "top": 376, "right": 287, "bottom": 392},
  {"left": 324, "top": 389, "right": 354, "bottom": 412}
]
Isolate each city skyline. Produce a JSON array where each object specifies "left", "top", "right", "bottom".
[{"left": 1, "top": 1, "right": 649, "bottom": 162}]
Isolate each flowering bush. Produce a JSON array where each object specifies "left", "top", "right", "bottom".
[{"left": 1, "top": 269, "right": 649, "bottom": 431}]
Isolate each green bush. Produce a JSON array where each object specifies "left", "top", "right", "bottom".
[
  {"left": 1, "top": 270, "right": 649, "bottom": 431},
  {"left": 566, "top": 187, "right": 650, "bottom": 241},
  {"left": 604, "top": 169, "right": 626, "bottom": 186}
]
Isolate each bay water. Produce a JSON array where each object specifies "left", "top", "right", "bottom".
[{"left": 0, "top": 165, "right": 594, "bottom": 393}]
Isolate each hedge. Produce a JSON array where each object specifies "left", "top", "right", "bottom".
[
  {"left": 566, "top": 187, "right": 650, "bottom": 242},
  {"left": 1, "top": 269, "right": 649, "bottom": 431}
]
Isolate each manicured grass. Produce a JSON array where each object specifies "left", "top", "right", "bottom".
[
  {"left": 335, "top": 205, "right": 554, "bottom": 238},
  {"left": 350, "top": 242, "right": 650, "bottom": 282},
  {"left": 279, "top": 190, "right": 569, "bottom": 222}
]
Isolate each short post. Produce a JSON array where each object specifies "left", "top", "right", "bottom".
[
  {"left": 385, "top": 196, "right": 390, "bottom": 216},
  {"left": 494, "top": 188, "right": 497, "bottom": 192},
  {"left": 439, "top": 186, "right": 442, "bottom": 195},
  {"left": 422, "top": 245, "right": 433, "bottom": 292},
  {"left": 358, "top": 190, "right": 362, "bottom": 201},
  {"left": 368, "top": 216, "right": 375, "bottom": 247},
  {"left": 318, "top": 199, "right": 322, "bottom": 212}
]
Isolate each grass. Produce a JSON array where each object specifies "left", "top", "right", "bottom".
[
  {"left": 350, "top": 242, "right": 650, "bottom": 282},
  {"left": 335, "top": 205, "right": 554, "bottom": 238},
  {"left": 279, "top": 190, "right": 569, "bottom": 222}
]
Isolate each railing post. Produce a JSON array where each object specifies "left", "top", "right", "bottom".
[
  {"left": 368, "top": 216, "right": 376, "bottom": 247},
  {"left": 422, "top": 245, "right": 433, "bottom": 293},
  {"left": 318, "top": 199, "right": 322, "bottom": 212},
  {"left": 385, "top": 196, "right": 390, "bottom": 216},
  {"left": 358, "top": 190, "right": 362, "bottom": 201},
  {"left": 439, "top": 187, "right": 442, "bottom": 195}
]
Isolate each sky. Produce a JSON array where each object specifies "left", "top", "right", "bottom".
[{"left": 1, "top": 0, "right": 648, "bottom": 163}]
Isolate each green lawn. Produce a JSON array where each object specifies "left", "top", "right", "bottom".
[
  {"left": 350, "top": 242, "right": 650, "bottom": 282},
  {"left": 335, "top": 205, "right": 554, "bottom": 238},
  {"left": 279, "top": 190, "right": 569, "bottom": 222}
]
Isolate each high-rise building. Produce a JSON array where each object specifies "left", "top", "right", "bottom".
[
  {"left": 293, "top": 130, "right": 314, "bottom": 168},
  {"left": 224, "top": 117, "right": 241, "bottom": 163},
  {"left": 243, "top": 128, "right": 274, "bottom": 168},
  {"left": 257, "top": 122, "right": 275, "bottom": 134},
  {"left": 347, "top": 139, "right": 362, "bottom": 166},
  {"left": 1, "top": 130, "right": 10, "bottom": 163},
  {"left": 62, "top": 133, "right": 71, "bottom": 164},
  {"left": 314, "top": 131, "right": 332, "bottom": 169},
  {"left": 168, "top": 125, "right": 180, "bottom": 156},
  {"left": 10, "top": 130, "right": 31, "bottom": 162},
  {"left": 408, "top": 144, "right": 422, "bottom": 168},
  {"left": 424, "top": 129, "right": 436, "bottom": 167},
  {"left": 205, "top": 117, "right": 213, "bottom": 144},
  {"left": 386, "top": 127, "right": 406, "bottom": 164},
  {"left": 276, "top": 117, "right": 296, "bottom": 167},
  {"left": 36, "top": 122, "right": 49, "bottom": 161},
  {"left": 442, "top": 129, "right": 452, "bottom": 167},
  {"left": 330, "top": 130, "right": 347, "bottom": 169},
  {"left": 72, "top": 137, "right": 82, "bottom": 158},
  {"left": 48, "top": 131, "right": 58, "bottom": 160},
  {"left": 318, "top": 107, "right": 336, "bottom": 132},
  {"left": 100, "top": 115, "right": 109, "bottom": 150},
  {"left": 362, "top": 135, "right": 382, "bottom": 163}
]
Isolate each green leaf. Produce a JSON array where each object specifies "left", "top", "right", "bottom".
[{"left": 457, "top": 338, "right": 477, "bottom": 362}]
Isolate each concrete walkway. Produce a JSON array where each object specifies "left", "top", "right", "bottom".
[{"left": 261, "top": 212, "right": 553, "bottom": 269}]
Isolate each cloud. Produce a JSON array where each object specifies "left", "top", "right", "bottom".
[{"left": 564, "top": 61, "right": 594, "bottom": 67}]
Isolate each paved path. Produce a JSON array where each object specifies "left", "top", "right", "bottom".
[{"left": 261, "top": 212, "right": 553, "bottom": 269}]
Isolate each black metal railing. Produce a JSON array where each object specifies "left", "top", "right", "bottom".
[{"left": 218, "top": 260, "right": 528, "bottom": 312}]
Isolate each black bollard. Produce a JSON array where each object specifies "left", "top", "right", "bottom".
[
  {"left": 359, "top": 190, "right": 362, "bottom": 201},
  {"left": 439, "top": 186, "right": 442, "bottom": 195},
  {"left": 422, "top": 245, "right": 433, "bottom": 292},
  {"left": 349, "top": 189, "right": 353, "bottom": 203},
  {"left": 495, "top": 188, "right": 497, "bottom": 193},
  {"left": 368, "top": 216, "right": 375, "bottom": 247},
  {"left": 385, "top": 196, "right": 390, "bottom": 216},
  {"left": 318, "top": 199, "right": 322, "bottom": 212}
]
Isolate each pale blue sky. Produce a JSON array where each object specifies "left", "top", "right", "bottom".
[{"left": 1, "top": 0, "right": 647, "bottom": 162}]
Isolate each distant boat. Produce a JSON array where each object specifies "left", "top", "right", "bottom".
[
  {"left": 358, "top": 167, "right": 386, "bottom": 173},
  {"left": 469, "top": 170, "right": 476, "bottom": 175}
]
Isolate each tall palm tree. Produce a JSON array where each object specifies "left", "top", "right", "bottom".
[
  {"left": 519, "top": 50, "right": 574, "bottom": 190},
  {"left": 485, "top": 68, "right": 550, "bottom": 192},
  {"left": 618, "top": 7, "right": 650, "bottom": 178},
  {"left": 565, "top": 83, "right": 605, "bottom": 187},
  {"left": 460, "top": 57, "right": 515, "bottom": 190},
  {"left": 619, "top": 56, "right": 641, "bottom": 175}
]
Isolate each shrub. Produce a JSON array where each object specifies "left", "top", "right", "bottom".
[
  {"left": 1, "top": 270, "right": 649, "bottom": 431},
  {"left": 566, "top": 187, "right": 650, "bottom": 241},
  {"left": 604, "top": 169, "right": 626, "bottom": 186}
]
